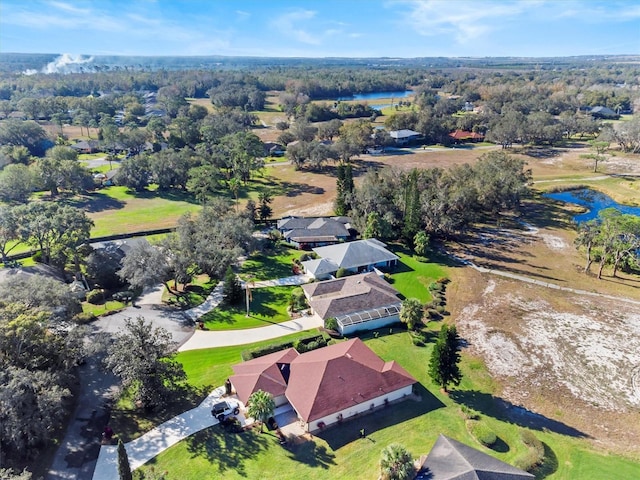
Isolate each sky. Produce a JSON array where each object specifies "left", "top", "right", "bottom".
[{"left": 1, "top": 0, "right": 639, "bottom": 58}]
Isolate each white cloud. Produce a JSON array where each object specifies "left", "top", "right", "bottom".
[
  {"left": 272, "top": 9, "right": 321, "bottom": 45},
  {"left": 391, "top": 0, "right": 532, "bottom": 43},
  {"left": 47, "top": 1, "right": 90, "bottom": 15}
]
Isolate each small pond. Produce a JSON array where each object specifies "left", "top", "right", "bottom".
[
  {"left": 336, "top": 90, "right": 414, "bottom": 101},
  {"left": 544, "top": 188, "right": 640, "bottom": 222}
]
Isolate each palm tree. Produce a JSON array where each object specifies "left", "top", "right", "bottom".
[
  {"left": 379, "top": 443, "right": 414, "bottom": 480},
  {"left": 399, "top": 298, "right": 423, "bottom": 331},
  {"left": 247, "top": 389, "right": 275, "bottom": 432}
]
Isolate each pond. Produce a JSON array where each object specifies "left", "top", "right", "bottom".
[
  {"left": 544, "top": 188, "right": 640, "bottom": 222},
  {"left": 336, "top": 90, "right": 414, "bottom": 101}
]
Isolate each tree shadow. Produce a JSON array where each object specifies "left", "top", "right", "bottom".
[
  {"left": 286, "top": 438, "right": 336, "bottom": 468},
  {"left": 489, "top": 435, "right": 510, "bottom": 453},
  {"left": 533, "top": 442, "right": 559, "bottom": 479},
  {"left": 449, "top": 390, "right": 589, "bottom": 438},
  {"left": 317, "top": 383, "right": 445, "bottom": 450},
  {"left": 64, "top": 191, "right": 126, "bottom": 213},
  {"left": 184, "top": 425, "right": 270, "bottom": 476}
]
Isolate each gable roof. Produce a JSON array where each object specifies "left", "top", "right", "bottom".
[
  {"left": 389, "top": 129, "right": 421, "bottom": 139},
  {"left": 301, "top": 272, "right": 400, "bottom": 319},
  {"left": 282, "top": 218, "right": 351, "bottom": 243},
  {"left": 285, "top": 338, "right": 416, "bottom": 422},
  {"left": 301, "top": 258, "right": 339, "bottom": 277},
  {"left": 229, "top": 348, "right": 299, "bottom": 404},
  {"left": 312, "top": 239, "right": 398, "bottom": 271},
  {"left": 417, "top": 435, "right": 535, "bottom": 480}
]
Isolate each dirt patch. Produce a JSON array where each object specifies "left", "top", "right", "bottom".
[{"left": 454, "top": 275, "right": 640, "bottom": 455}]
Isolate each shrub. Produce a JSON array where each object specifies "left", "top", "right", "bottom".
[
  {"left": 86, "top": 289, "right": 104, "bottom": 305},
  {"left": 335, "top": 267, "right": 349, "bottom": 278},
  {"left": 467, "top": 420, "right": 497, "bottom": 447},
  {"left": 73, "top": 311, "right": 97, "bottom": 324},
  {"left": 410, "top": 331, "right": 425, "bottom": 346},
  {"left": 242, "top": 332, "right": 329, "bottom": 360},
  {"left": 289, "top": 287, "right": 308, "bottom": 312},
  {"left": 428, "top": 282, "right": 444, "bottom": 293},
  {"left": 436, "top": 277, "right": 450, "bottom": 285},
  {"left": 427, "top": 309, "right": 442, "bottom": 320},
  {"left": 460, "top": 405, "right": 480, "bottom": 420},
  {"left": 325, "top": 317, "right": 338, "bottom": 330},
  {"left": 436, "top": 305, "right": 445, "bottom": 313},
  {"left": 514, "top": 430, "right": 545, "bottom": 472},
  {"left": 300, "top": 253, "right": 311, "bottom": 262}
]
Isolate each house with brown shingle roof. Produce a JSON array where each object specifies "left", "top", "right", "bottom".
[
  {"left": 229, "top": 348, "right": 299, "bottom": 407},
  {"left": 301, "top": 272, "right": 402, "bottom": 335},
  {"left": 287, "top": 338, "right": 415, "bottom": 432},
  {"left": 228, "top": 338, "right": 416, "bottom": 433}
]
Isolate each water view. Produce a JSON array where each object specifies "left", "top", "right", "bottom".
[
  {"left": 336, "top": 90, "right": 414, "bottom": 101},
  {"left": 544, "top": 188, "right": 640, "bottom": 222}
]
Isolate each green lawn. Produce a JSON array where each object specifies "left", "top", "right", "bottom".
[
  {"left": 388, "top": 247, "right": 449, "bottom": 302},
  {"left": 200, "top": 286, "right": 295, "bottom": 330},
  {"left": 137, "top": 330, "right": 640, "bottom": 479},
  {"left": 80, "top": 186, "right": 201, "bottom": 236},
  {"left": 239, "top": 243, "right": 301, "bottom": 281},
  {"left": 81, "top": 299, "right": 126, "bottom": 316}
]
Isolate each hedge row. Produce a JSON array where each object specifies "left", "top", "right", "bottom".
[{"left": 241, "top": 332, "right": 330, "bottom": 361}]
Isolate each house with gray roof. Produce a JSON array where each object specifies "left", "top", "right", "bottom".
[
  {"left": 301, "top": 272, "right": 402, "bottom": 334},
  {"left": 389, "top": 129, "right": 421, "bottom": 145},
  {"left": 589, "top": 105, "right": 619, "bottom": 119},
  {"left": 415, "top": 434, "right": 535, "bottom": 480},
  {"left": 302, "top": 238, "right": 398, "bottom": 279},
  {"left": 277, "top": 216, "right": 352, "bottom": 250}
]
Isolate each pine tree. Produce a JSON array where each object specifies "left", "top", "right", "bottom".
[
  {"left": 334, "top": 164, "right": 346, "bottom": 215},
  {"left": 222, "top": 266, "right": 243, "bottom": 306},
  {"left": 402, "top": 169, "right": 421, "bottom": 245},
  {"left": 428, "top": 324, "right": 462, "bottom": 392},
  {"left": 117, "top": 439, "right": 132, "bottom": 480}
]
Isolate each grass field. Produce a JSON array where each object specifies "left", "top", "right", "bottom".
[
  {"left": 239, "top": 243, "right": 301, "bottom": 281},
  {"left": 136, "top": 330, "right": 640, "bottom": 480},
  {"left": 200, "top": 286, "right": 295, "bottom": 330},
  {"left": 80, "top": 186, "right": 201, "bottom": 236},
  {"left": 389, "top": 247, "right": 450, "bottom": 302}
]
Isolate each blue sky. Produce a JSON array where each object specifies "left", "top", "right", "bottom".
[{"left": 1, "top": 0, "right": 639, "bottom": 58}]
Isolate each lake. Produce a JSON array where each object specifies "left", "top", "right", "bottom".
[
  {"left": 336, "top": 90, "right": 414, "bottom": 101},
  {"left": 544, "top": 188, "right": 640, "bottom": 222}
]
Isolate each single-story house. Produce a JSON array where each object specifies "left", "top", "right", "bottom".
[
  {"left": 263, "top": 142, "right": 285, "bottom": 157},
  {"left": 301, "top": 272, "right": 402, "bottom": 335},
  {"left": 589, "top": 105, "right": 619, "bottom": 119},
  {"left": 277, "top": 216, "right": 352, "bottom": 250},
  {"left": 448, "top": 130, "right": 485, "bottom": 143},
  {"left": 389, "top": 129, "right": 421, "bottom": 146},
  {"left": 229, "top": 338, "right": 416, "bottom": 433},
  {"left": 70, "top": 139, "right": 100, "bottom": 154},
  {"left": 302, "top": 238, "right": 398, "bottom": 279},
  {"left": 415, "top": 434, "right": 535, "bottom": 480}
]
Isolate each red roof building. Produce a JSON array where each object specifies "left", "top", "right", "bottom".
[
  {"left": 229, "top": 348, "right": 299, "bottom": 407},
  {"left": 448, "top": 130, "right": 485, "bottom": 142},
  {"left": 229, "top": 338, "right": 416, "bottom": 432}
]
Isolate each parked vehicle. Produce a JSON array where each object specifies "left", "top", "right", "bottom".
[{"left": 211, "top": 400, "right": 240, "bottom": 422}]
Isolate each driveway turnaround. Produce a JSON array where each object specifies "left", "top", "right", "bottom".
[{"left": 91, "top": 386, "right": 247, "bottom": 480}]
